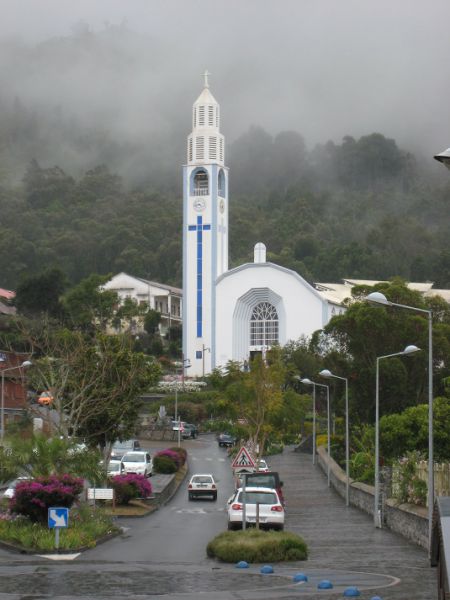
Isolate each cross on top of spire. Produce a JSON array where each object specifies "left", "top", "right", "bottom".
[{"left": 203, "top": 70, "right": 211, "bottom": 88}]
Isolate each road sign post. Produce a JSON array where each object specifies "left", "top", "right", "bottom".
[{"left": 48, "top": 507, "right": 69, "bottom": 550}]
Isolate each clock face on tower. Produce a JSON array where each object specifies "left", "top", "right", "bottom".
[{"left": 193, "top": 197, "right": 206, "bottom": 212}]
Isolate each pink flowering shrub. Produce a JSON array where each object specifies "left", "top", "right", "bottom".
[
  {"left": 109, "top": 474, "right": 152, "bottom": 505},
  {"left": 168, "top": 447, "right": 187, "bottom": 466},
  {"left": 156, "top": 450, "right": 181, "bottom": 469},
  {"left": 10, "top": 475, "right": 84, "bottom": 523}
]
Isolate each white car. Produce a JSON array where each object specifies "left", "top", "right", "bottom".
[
  {"left": 188, "top": 473, "right": 217, "bottom": 500},
  {"left": 257, "top": 459, "right": 270, "bottom": 472},
  {"left": 227, "top": 486, "right": 285, "bottom": 530},
  {"left": 2, "top": 476, "right": 30, "bottom": 499},
  {"left": 107, "top": 459, "right": 124, "bottom": 477},
  {"left": 121, "top": 451, "right": 153, "bottom": 477}
]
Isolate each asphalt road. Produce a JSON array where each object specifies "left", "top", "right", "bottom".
[{"left": 0, "top": 434, "right": 439, "bottom": 599}]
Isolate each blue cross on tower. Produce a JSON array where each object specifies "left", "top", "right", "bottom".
[{"left": 188, "top": 216, "right": 211, "bottom": 337}]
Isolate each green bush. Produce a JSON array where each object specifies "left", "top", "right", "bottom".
[
  {"left": 0, "top": 503, "right": 118, "bottom": 551},
  {"left": 109, "top": 474, "right": 152, "bottom": 505},
  {"left": 206, "top": 529, "right": 308, "bottom": 562},
  {"left": 153, "top": 455, "right": 177, "bottom": 474}
]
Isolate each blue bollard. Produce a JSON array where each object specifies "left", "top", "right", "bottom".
[
  {"left": 318, "top": 579, "right": 333, "bottom": 589},
  {"left": 236, "top": 560, "right": 249, "bottom": 568},
  {"left": 370, "top": 597, "right": 383, "bottom": 600},
  {"left": 343, "top": 587, "right": 361, "bottom": 597},
  {"left": 293, "top": 572, "right": 308, "bottom": 582},
  {"left": 260, "top": 565, "right": 274, "bottom": 574}
]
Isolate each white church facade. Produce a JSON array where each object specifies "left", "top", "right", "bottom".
[{"left": 182, "top": 75, "right": 332, "bottom": 376}]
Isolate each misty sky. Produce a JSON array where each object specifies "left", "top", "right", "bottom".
[{"left": 1, "top": 0, "right": 449, "bottom": 163}]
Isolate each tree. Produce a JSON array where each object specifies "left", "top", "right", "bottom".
[
  {"left": 15, "top": 268, "right": 68, "bottom": 319},
  {"left": 1, "top": 434, "right": 103, "bottom": 483},
  {"left": 225, "top": 351, "right": 286, "bottom": 458},
  {"left": 63, "top": 274, "right": 118, "bottom": 330},
  {"left": 23, "top": 326, "right": 161, "bottom": 453}
]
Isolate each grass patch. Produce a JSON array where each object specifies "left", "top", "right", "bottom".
[
  {"left": 207, "top": 529, "right": 308, "bottom": 563},
  {"left": 0, "top": 503, "right": 119, "bottom": 552},
  {"left": 103, "top": 498, "right": 157, "bottom": 517}
]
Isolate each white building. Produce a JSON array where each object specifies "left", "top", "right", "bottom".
[
  {"left": 102, "top": 272, "right": 181, "bottom": 335},
  {"left": 182, "top": 75, "right": 333, "bottom": 376}
]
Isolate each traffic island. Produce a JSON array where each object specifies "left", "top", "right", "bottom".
[{"left": 206, "top": 529, "right": 308, "bottom": 563}]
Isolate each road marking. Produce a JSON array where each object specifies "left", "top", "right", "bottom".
[
  {"left": 37, "top": 553, "right": 81, "bottom": 561},
  {"left": 190, "top": 456, "right": 225, "bottom": 462}
]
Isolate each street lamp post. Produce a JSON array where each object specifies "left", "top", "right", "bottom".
[
  {"left": 367, "top": 291, "right": 434, "bottom": 545},
  {"left": 374, "top": 344, "right": 420, "bottom": 528},
  {"left": 319, "top": 370, "right": 350, "bottom": 507},
  {"left": 295, "top": 377, "right": 317, "bottom": 465},
  {"left": 0, "top": 360, "right": 32, "bottom": 443},
  {"left": 297, "top": 377, "right": 330, "bottom": 484}
]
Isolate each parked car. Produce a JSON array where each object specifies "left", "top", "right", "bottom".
[
  {"left": 188, "top": 473, "right": 217, "bottom": 500},
  {"left": 2, "top": 476, "right": 30, "bottom": 499},
  {"left": 218, "top": 433, "right": 236, "bottom": 447},
  {"left": 121, "top": 451, "right": 153, "bottom": 477},
  {"left": 172, "top": 421, "right": 186, "bottom": 433},
  {"left": 235, "top": 471, "right": 285, "bottom": 506},
  {"left": 227, "top": 486, "right": 285, "bottom": 530},
  {"left": 111, "top": 439, "right": 141, "bottom": 460},
  {"left": 106, "top": 459, "right": 124, "bottom": 477},
  {"left": 257, "top": 459, "right": 270, "bottom": 472},
  {"left": 182, "top": 423, "right": 198, "bottom": 439}
]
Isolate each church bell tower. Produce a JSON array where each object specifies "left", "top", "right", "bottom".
[{"left": 183, "top": 72, "right": 229, "bottom": 376}]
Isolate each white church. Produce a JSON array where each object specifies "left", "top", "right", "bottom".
[
  {"left": 101, "top": 74, "right": 449, "bottom": 377},
  {"left": 183, "top": 74, "right": 340, "bottom": 376}
]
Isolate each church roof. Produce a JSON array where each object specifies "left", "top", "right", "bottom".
[
  {"left": 194, "top": 86, "right": 218, "bottom": 106},
  {"left": 314, "top": 279, "right": 449, "bottom": 305},
  {"left": 216, "top": 261, "right": 328, "bottom": 304}
]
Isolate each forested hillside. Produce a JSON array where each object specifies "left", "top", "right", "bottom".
[{"left": 0, "top": 30, "right": 449, "bottom": 290}]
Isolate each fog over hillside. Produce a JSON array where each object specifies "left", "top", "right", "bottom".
[{"left": 1, "top": 0, "right": 449, "bottom": 185}]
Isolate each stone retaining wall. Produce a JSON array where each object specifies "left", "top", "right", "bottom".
[{"left": 316, "top": 446, "right": 428, "bottom": 549}]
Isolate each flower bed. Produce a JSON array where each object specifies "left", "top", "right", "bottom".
[{"left": 109, "top": 473, "right": 152, "bottom": 505}]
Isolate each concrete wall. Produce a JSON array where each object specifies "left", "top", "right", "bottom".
[{"left": 316, "top": 446, "right": 428, "bottom": 549}]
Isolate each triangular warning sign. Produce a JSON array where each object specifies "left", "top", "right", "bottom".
[{"left": 231, "top": 447, "right": 256, "bottom": 469}]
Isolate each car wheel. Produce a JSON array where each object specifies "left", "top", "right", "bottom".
[
  {"left": 188, "top": 492, "right": 193, "bottom": 500},
  {"left": 212, "top": 492, "right": 217, "bottom": 501},
  {"left": 227, "top": 522, "right": 235, "bottom": 530}
]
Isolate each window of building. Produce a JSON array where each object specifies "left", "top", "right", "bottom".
[
  {"left": 195, "top": 136, "right": 205, "bottom": 161},
  {"left": 250, "top": 302, "right": 279, "bottom": 347},
  {"left": 208, "top": 105, "right": 214, "bottom": 126},
  {"left": 198, "top": 106, "right": 205, "bottom": 126},
  {"left": 218, "top": 169, "right": 225, "bottom": 196},
  {"left": 209, "top": 137, "right": 217, "bottom": 160},
  {"left": 193, "top": 169, "right": 209, "bottom": 195}
]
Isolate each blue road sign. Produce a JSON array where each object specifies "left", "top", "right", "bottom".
[{"left": 48, "top": 507, "right": 69, "bottom": 529}]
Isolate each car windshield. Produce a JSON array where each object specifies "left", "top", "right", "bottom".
[
  {"left": 113, "top": 441, "right": 134, "bottom": 450},
  {"left": 237, "top": 491, "right": 277, "bottom": 504},
  {"left": 193, "top": 476, "right": 212, "bottom": 484},
  {"left": 246, "top": 474, "right": 277, "bottom": 488},
  {"left": 108, "top": 463, "right": 121, "bottom": 471},
  {"left": 123, "top": 453, "right": 144, "bottom": 462}
]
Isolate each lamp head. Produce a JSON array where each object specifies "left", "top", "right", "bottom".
[
  {"left": 402, "top": 345, "right": 420, "bottom": 356},
  {"left": 21, "top": 360, "right": 32, "bottom": 367},
  {"left": 300, "top": 378, "right": 313, "bottom": 385},
  {"left": 319, "top": 369, "right": 333, "bottom": 379},
  {"left": 434, "top": 147, "right": 450, "bottom": 170},
  {"left": 366, "top": 291, "right": 391, "bottom": 306}
]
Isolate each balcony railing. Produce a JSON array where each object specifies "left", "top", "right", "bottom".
[{"left": 193, "top": 187, "right": 209, "bottom": 196}]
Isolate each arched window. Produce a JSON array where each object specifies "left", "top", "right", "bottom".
[
  {"left": 218, "top": 169, "right": 226, "bottom": 196},
  {"left": 192, "top": 169, "right": 209, "bottom": 196},
  {"left": 250, "top": 302, "right": 278, "bottom": 347}
]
